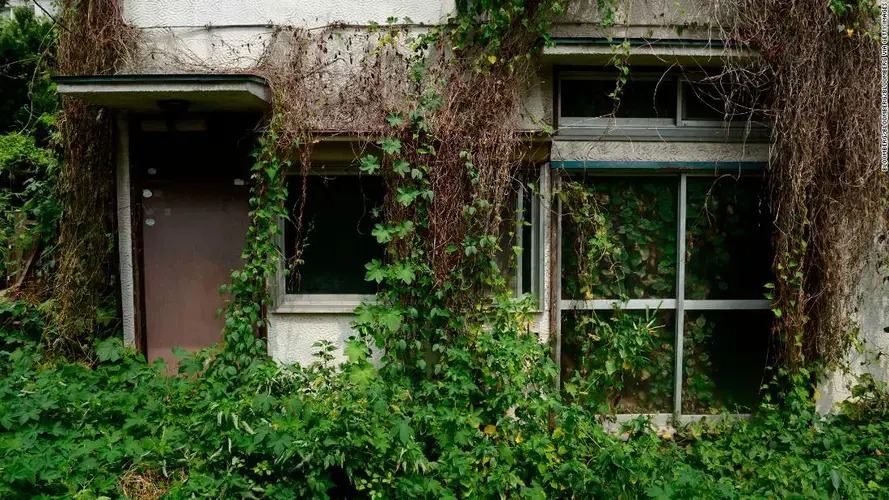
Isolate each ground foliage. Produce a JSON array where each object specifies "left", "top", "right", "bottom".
[
  {"left": 1, "top": 310, "right": 889, "bottom": 499},
  {"left": 0, "top": 8, "right": 59, "bottom": 299}
]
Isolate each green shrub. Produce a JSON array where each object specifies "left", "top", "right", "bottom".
[{"left": 1, "top": 302, "right": 887, "bottom": 499}]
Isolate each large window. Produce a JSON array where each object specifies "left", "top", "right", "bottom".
[
  {"left": 558, "top": 171, "right": 774, "bottom": 418},
  {"left": 276, "top": 167, "right": 544, "bottom": 312},
  {"left": 556, "top": 70, "right": 770, "bottom": 140}
]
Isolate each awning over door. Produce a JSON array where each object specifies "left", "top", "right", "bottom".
[{"left": 54, "top": 74, "right": 271, "bottom": 113}]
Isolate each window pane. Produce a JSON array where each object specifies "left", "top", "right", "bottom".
[
  {"left": 682, "top": 311, "right": 774, "bottom": 414},
  {"left": 284, "top": 175, "right": 384, "bottom": 294},
  {"left": 685, "top": 176, "right": 773, "bottom": 299},
  {"left": 521, "top": 188, "right": 534, "bottom": 296},
  {"left": 682, "top": 80, "right": 767, "bottom": 123},
  {"left": 495, "top": 183, "right": 532, "bottom": 295},
  {"left": 562, "top": 178, "right": 678, "bottom": 299},
  {"left": 561, "top": 78, "right": 677, "bottom": 119},
  {"left": 562, "top": 309, "right": 675, "bottom": 414}
]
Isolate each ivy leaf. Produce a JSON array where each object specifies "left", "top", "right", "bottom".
[
  {"left": 372, "top": 224, "right": 393, "bottom": 243},
  {"left": 251, "top": 394, "right": 276, "bottom": 413},
  {"left": 605, "top": 359, "right": 617, "bottom": 375},
  {"left": 386, "top": 113, "right": 404, "bottom": 126},
  {"left": 350, "top": 364, "right": 377, "bottom": 386},
  {"left": 395, "top": 263, "right": 416, "bottom": 284},
  {"left": 96, "top": 339, "right": 123, "bottom": 363},
  {"left": 381, "top": 310, "right": 402, "bottom": 333},
  {"left": 365, "top": 260, "right": 386, "bottom": 283},
  {"left": 397, "top": 187, "right": 419, "bottom": 207},
  {"left": 393, "top": 419, "right": 413, "bottom": 445},
  {"left": 393, "top": 159, "right": 411, "bottom": 176},
  {"left": 359, "top": 155, "right": 380, "bottom": 174},
  {"left": 344, "top": 340, "right": 367, "bottom": 363},
  {"left": 378, "top": 138, "right": 402, "bottom": 155}
]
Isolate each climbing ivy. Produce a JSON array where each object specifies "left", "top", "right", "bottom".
[{"left": 216, "top": 117, "right": 290, "bottom": 369}]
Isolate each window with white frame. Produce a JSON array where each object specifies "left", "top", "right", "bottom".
[
  {"left": 557, "top": 170, "right": 774, "bottom": 417},
  {"left": 276, "top": 167, "right": 543, "bottom": 312},
  {"left": 556, "top": 69, "right": 770, "bottom": 140}
]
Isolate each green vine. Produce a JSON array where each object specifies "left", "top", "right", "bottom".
[{"left": 216, "top": 116, "right": 290, "bottom": 368}]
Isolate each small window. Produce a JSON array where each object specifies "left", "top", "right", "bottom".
[
  {"left": 681, "top": 79, "right": 769, "bottom": 125},
  {"left": 284, "top": 174, "right": 384, "bottom": 295},
  {"left": 560, "top": 78, "right": 677, "bottom": 120},
  {"left": 559, "top": 172, "right": 774, "bottom": 416},
  {"left": 556, "top": 69, "right": 770, "bottom": 140},
  {"left": 277, "top": 169, "right": 543, "bottom": 312}
]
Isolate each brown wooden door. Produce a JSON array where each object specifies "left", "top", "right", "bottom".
[{"left": 141, "top": 180, "right": 250, "bottom": 367}]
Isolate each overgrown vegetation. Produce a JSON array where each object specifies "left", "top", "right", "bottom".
[
  {"left": 53, "top": 0, "right": 132, "bottom": 356},
  {"left": 715, "top": 0, "right": 887, "bottom": 368},
  {"left": 2, "top": 315, "right": 888, "bottom": 498},
  {"left": 1, "top": 0, "right": 888, "bottom": 497},
  {"left": 0, "top": 6, "right": 58, "bottom": 296}
]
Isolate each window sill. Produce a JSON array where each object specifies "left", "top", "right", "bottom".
[
  {"left": 555, "top": 124, "right": 770, "bottom": 142},
  {"left": 273, "top": 294, "right": 376, "bottom": 314}
]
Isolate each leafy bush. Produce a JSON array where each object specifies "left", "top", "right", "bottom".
[{"left": 1, "top": 303, "right": 887, "bottom": 499}]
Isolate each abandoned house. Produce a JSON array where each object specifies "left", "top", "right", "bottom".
[{"left": 52, "top": 0, "right": 888, "bottom": 423}]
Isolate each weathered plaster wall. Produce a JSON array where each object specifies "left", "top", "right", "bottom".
[
  {"left": 123, "top": 0, "right": 454, "bottom": 28},
  {"left": 817, "top": 230, "right": 889, "bottom": 413},
  {"left": 120, "top": 0, "right": 454, "bottom": 72},
  {"left": 553, "top": 0, "right": 729, "bottom": 38},
  {"left": 267, "top": 314, "right": 357, "bottom": 366},
  {"left": 551, "top": 140, "right": 770, "bottom": 163}
]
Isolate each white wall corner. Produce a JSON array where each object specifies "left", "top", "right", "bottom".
[{"left": 816, "top": 226, "right": 889, "bottom": 414}]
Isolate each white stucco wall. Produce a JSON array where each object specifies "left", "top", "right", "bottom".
[
  {"left": 123, "top": 0, "right": 454, "bottom": 28},
  {"left": 267, "top": 313, "right": 357, "bottom": 366},
  {"left": 816, "top": 229, "right": 889, "bottom": 413}
]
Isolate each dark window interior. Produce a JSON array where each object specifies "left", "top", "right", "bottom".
[
  {"left": 561, "top": 78, "right": 677, "bottom": 119},
  {"left": 284, "top": 175, "right": 384, "bottom": 294},
  {"left": 682, "top": 310, "right": 775, "bottom": 413},
  {"left": 496, "top": 182, "right": 537, "bottom": 296},
  {"left": 685, "top": 176, "right": 773, "bottom": 300},
  {"left": 682, "top": 80, "right": 768, "bottom": 122}
]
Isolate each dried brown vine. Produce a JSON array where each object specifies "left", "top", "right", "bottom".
[
  {"left": 715, "top": 0, "right": 886, "bottom": 369},
  {"left": 55, "top": 0, "right": 133, "bottom": 356}
]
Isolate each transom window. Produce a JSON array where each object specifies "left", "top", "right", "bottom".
[
  {"left": 556, "top": 69, "right": 770, "bottom": 140},
  {"left": 557, "top": 170, "right": 775, "bottom": 418}
]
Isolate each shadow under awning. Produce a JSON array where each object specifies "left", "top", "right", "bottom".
[{"left": 53, "top": 74, "right": 271, "bottom": 113}]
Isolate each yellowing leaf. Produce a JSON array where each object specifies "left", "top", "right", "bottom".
[
  {"left": 484, "top": 424, "right": 497, "bottom": 436},
  {"left": 515, "top": 434, "right": 523, "bottom": 444},
  {"left": 488, "top": 55, "right": 497, "bottom": 64}
]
